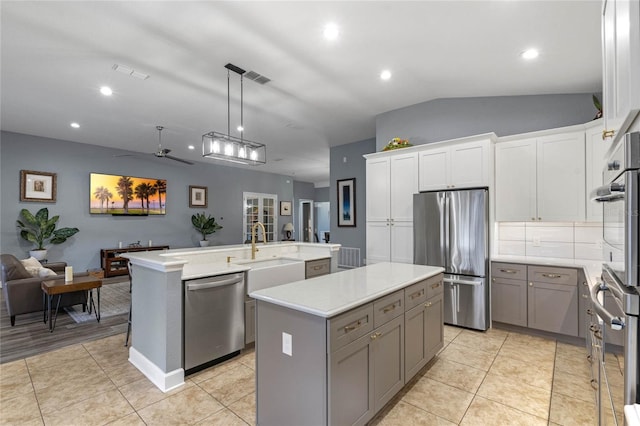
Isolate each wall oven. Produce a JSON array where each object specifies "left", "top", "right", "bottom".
[{"left": 591, "top": 132, "right": 640, "bottom": 425}]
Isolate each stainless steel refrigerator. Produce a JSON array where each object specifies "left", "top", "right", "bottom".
[{"left": 413, "top": 189, "right": 489, "bottom": 331}]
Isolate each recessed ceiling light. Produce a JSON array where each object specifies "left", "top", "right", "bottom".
[
  {"left": 323, "top": 23, "right": 339, "bottom": 41},
  {"left": 521, "top": 49, "right": 539, "bottom": 60},
  {"left": 380, "top": 70, "right": 392, "bottom": 81},
  {"left": 188, "top": 145, "right": 195, "bottom": 150},
  {"left": 100, "top": 86, "right": 113, "bottom": 96},
  {"left": 70, "top": 122, "right": 80, "bottom": 129}
]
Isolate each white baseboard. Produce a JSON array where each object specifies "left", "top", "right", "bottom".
[{"left": 129, "top": 346, "right": 184, "bottom": 393}]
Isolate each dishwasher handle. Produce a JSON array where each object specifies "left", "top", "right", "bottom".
[{"left": 186, "top": 274, "right": 244, "bottom": 291}]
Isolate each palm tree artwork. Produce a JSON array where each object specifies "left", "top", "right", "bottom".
[
  {"left": 155, "top": 179, "right": 167, "bottom": 213},
  {"left": 90, "top": 173, "right": 166, "bottom": 215},
  {"left": 117, "top": 176, "right": 134, "bottom": 213},
  {"left": 93, "top": 186, "right": 113, "bottom": 213}
]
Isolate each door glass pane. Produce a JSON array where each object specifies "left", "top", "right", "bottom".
[{"left": 243, "top": 193, "right": 278, "bottom": 243}]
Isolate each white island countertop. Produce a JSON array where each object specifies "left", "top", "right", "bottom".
[{"left": 250, "top": 262, "right": 444, "bottom": 318}]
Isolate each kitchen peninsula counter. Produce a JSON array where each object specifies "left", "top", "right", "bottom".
[
  {"left": 123, "top": 242, "right": 340, "bottom": 393},
  {"left": 250, "top": 262, "right": 445, "bottom": 426}
]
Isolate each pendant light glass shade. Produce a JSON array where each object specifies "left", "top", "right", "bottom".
[
  {"left": 202, "top": 63, "right": 266, "bottom": 166},
  {"left": 202, "top": 132, "right": 266, "bottom": 165}
]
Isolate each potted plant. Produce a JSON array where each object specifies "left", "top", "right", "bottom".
[
  {"left": 191, "top": 212, "right": 222, "bottom": 247},
  {"left": 16, "top": 208, "right": 80, "bottom": 260}
]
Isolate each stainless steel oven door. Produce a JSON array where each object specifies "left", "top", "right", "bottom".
[{"left": 593, "top": 170, "right": 639, "bottom": 287}]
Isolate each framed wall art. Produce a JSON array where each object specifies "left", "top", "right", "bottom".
[
  {"left": 189, "top": 185, "right": 207, "bottom": 208},
  {"left": 337, "top": 178, "right": 356, "bottom": 227},
  {"left": 280, "top": 201, "right": 292, "bottom": 216},
  {"left": 20, "top": 170, "right": 57, "bottom": 203}
]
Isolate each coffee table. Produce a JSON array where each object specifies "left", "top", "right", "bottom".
[{"left": 41, "top": 275, "right": 102, "bottom": 332}]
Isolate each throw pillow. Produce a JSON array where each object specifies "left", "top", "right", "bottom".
[
  {"left": 21, "top": 256, "right": 43, "bottom": 270},
  {"left": 38, "top": 268, "right": 58, "bottom": 278}
]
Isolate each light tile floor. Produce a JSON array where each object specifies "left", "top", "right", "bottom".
[{"left": 0, "top": 326, "right": 617, "bottom": 425}]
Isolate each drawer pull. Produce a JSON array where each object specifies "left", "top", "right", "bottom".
[
  {"left": 370, "top": 332, "right": 381, "bottom": 340},
  {"left": 582, "top": 294, "right": 589, "bottom": 299},
  {"left": 344, "top": 321, "right": 362, "bottom": 332},
  {"left": 542, "top": 273, "right": 562, "bottom": 279},
  {"left": 583, "top": 281, "right": 589, "bottom": 287},
  {"left": 425, "top": 302, "right": 433, "bottom": 308},
  {"left": 383, "top": 304, "right": 397, "bottom": 313},
  {"left": 602, "top": 129, "right": 615, "bottom": 140},
  {"left": 312, "top": 265, "right": 324, "bottom": 270},
  {"left": 431, "top": 282, "right": 441, "bottom": 289},
  {"left": 499, "top": 269, "right": 518, "bottom": 274},
  {"left": 590, "top": 378, "right": 598, "bottom": 390},
  {"left": 409, "top": 290, "right": 424, "bottom": 300}
]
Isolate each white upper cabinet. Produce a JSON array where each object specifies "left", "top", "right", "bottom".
[
  {"left": 366, "top": 157, "right": 391, "bottom": 222},
  {"left": 602, "top": 0, "right": 640, "bottom": 142},
  {"left": 419, "top": 139, "right": 490, "bottom": 191},
  {"left": 390, "top": 153, "right": 419, "bottom": 222},
  {"left": 585, "top": 120, "right": 611, "bottom": 222},
  {"left": 495, "top": 138, "right": 537, "bottom": 221},
  {"left": 495, "top": 131, "right": 586, "bottom": 222}
]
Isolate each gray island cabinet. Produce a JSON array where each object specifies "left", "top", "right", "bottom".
[{"left": 250, "top": 262, "right": 444, "bottom": 426}]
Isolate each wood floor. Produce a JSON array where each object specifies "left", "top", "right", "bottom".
[{"left": 0, "top": 279, "right": 130, "bottom": 364}]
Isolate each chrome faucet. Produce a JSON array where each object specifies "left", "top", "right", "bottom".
[{"left": 251, "top": 222, "right": 267, "bottom": 259}]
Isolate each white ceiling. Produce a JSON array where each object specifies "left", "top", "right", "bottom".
[{"left": 0, "top": 1, "right": 602, "bottom": 185}]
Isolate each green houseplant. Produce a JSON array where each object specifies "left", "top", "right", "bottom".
[
  {"left": 16, "top": 208, "right": 79, "bottom": 260},
  {"left": 191, "top": 212, "right": 222, "bottom": 247}
]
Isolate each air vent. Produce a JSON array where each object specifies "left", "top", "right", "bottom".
[{"left": 244, "top": 70, "right": 271, "bottom": 85}]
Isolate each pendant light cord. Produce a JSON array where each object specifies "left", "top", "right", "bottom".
[
  {"left": 240, "top": 74, "right": 244, "bottom": 142},
  {"left": 227, "top": 69, "right": 231, "bottom": 138}
]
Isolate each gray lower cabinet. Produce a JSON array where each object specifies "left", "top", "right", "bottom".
[
  {"left": 491, "top": 262, "right": 580, "bottom": 337},
  {"left": 527, "top": 266, "right": 578, "bottom": 336},
  {"left": 306, "top": 258, "right": 331, "bottom": 279},
  {"left": 244, "top": 299, "right": 255, "bottom": 344},
  {"left": 405, "top": 279, "right": 444, "bottom": 381}
]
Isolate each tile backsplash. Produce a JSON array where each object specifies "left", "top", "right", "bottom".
[{"left": 496, "top": 222, "right": 602, "bottom": 261}]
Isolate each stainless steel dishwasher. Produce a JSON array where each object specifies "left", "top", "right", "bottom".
[{"left": 183, "top": 272, "right": 245, "bottom": 373}]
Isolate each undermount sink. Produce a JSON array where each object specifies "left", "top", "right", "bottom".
[{"left": 240, "top": 257, "right": 305, "bottom": 293}]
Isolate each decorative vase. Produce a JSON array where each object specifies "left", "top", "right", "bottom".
[
  {"left": 29, "top": 249, "right": 48, "bottom": 261},
  {"left": 199, "top": 240, "right": 209, "bottom": 247}
]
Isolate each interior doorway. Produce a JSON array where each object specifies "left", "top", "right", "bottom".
[
  {"left": 299, "top": 199, "right": 314, "bottom": 242},
  {"left": 315, "top": 201, "right": 330, "bottom": 243}
]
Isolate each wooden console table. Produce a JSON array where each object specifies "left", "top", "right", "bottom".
[{"left": 100, "top": 245, "right": 169, "bottom": 277}]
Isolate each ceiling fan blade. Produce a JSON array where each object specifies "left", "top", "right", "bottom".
[
  {"left": 160, "top": 148, "right": 172, "bottom": 155},
  {"left": 164, "top": 155, "right": 194, "bottom": 165}
]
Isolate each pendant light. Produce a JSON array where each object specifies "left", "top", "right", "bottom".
[{"left": 202, "top": 63, "right": 266, "bottom": 165}]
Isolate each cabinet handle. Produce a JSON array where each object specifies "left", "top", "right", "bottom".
[
  {"left": 383, "top": 304, "right": 397, "bottom": 313},
  {"left": 602, "top": 129, "right": 615, "bottom": 140},
  {"left": 586, "top": 354, "right": 592, "bottom": 363},
  {"left": 587, "top": 308, "right": 594, "bottom": 316},
  {"left": 409, "top": 290, "right": 424, "bottom": 300},
  {"left": 590, "top": 379, "right": 599, "bottom": 390},
  {"left": 431, "top": 282, "right": 441, "bottom": 289},
  {"left": 499, "top": 269, "right": 518, "bottom": 274},
  {"left": 529, "top": 282, "right": 533, "bottom": 287},
  {"left": 538, "top": 217, "right": 542, "bottom": 221},
  {"left": 583, "top": 281, "right": 589, "bottom": 287},
  {"left": 582, "top": 294, "right": 589, "bottom": 299},
  {"left": 344, "top": 321, "right": 362, "bottom": 332},
  {"left": 531, "top": 217, "right": 536, "bottom": 221},
  {"left": 312, "top": 265, "right": 324, "bottom": 270},
  {"left": 425, "top": 302, "right": 433, "bottom": 308},
  {"left": 542, "top": 273, "right": 562, "bottom": 279},
  {"left": 370, "top": 332, "right": 381, "bottom": 340}
]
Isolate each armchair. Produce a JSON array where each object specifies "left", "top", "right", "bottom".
[{"left": 1, "top": 254, "right": 88, "bottom": 326}]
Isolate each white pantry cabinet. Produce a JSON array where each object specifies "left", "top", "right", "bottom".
[
  {"left": 602, "top": 0, "right": 640, "bottom": 143},
  {"left": 418, "top": 138, "right": 491, "bottom": 191},
  {"left": 365, "top": 151, "right": 418, "bottom": 264},
  {"left": 495, "top": 131, "right": 585, "bottom": 222}
]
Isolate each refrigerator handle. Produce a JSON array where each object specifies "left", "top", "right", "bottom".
[
  {"left": 455, "top": 284, "right": 460, "bottom": 313},
  {"left": 444, "top": 193, "right": 450, "bottom": 270}
]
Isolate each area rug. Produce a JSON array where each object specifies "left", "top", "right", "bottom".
[{"left": 64, "top": 281, "right": 130, "bottom": 323}]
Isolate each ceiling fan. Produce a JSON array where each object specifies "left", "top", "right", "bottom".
[{"left": 153, "top": 126, "right": 194, "bottom": 165}]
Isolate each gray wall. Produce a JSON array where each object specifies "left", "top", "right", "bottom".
[
  {"left": 329, "top": 138, "right": 376, "bottom": 262},
  {"left": 314, "top": 187, "right": 329, "bottom": 202},
  {"left": 376, "top": 93, "right": 600, "bottom": 151},
  {"left": 331, "top": 93, "right": 602, "bottom": 263},
  {"left": 1, "top": 131, "right": 295, "bottom": 271}
]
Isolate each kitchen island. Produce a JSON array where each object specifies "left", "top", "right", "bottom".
[
  {"left": 250, "top": 262, "right": 444, "bottom": 426},
  {"left": 124, "top": 242, "right": 340, "bottom": 392}
]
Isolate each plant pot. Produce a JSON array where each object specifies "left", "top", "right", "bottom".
[
  {"left": 199, "top": 241, "right": 209, "bottom": 247},
  {"left": 29, "top": 249, "right": 48, "bottom": 261}
]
